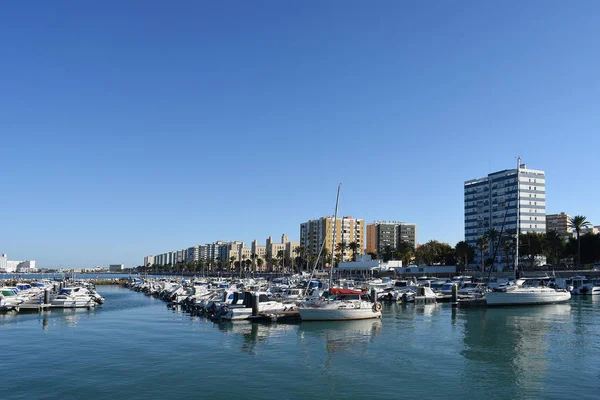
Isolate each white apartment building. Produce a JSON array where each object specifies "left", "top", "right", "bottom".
[{"left": 464, "top": 162, "right": 546, "bottom": 269}]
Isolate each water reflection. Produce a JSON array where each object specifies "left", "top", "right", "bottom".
[
  {"left": 460, "top": 304, "right": 571, "bottom": 396},
  {"left": 216, "top": 321, "right": 297, "bottom": 354},
  {"left": 299, "top": 319, "right": 382, "bottom": 354}
]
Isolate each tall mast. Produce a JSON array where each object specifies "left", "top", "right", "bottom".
[
  {"left": 329, "top": 183, "right": 341, "bottom": 292},
  {"left": 515, "top": 157, "right": 521, "bottom": 276}
]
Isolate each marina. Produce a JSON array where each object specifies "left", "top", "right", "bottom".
[{"left": 2, "top": 284, "right": 599, "bottom": 400}]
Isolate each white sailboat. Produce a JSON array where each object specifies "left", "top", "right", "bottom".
[{"left": 298, "top": 184, "right": 382, "bottom": 321}]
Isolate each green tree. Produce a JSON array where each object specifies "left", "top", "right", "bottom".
[
  {"left": 335, "top": 242, "right": 349, "bottom": 263},
  {"left": 394, "top": 242, "right": 415, "bottom": 267},
  {"left": 256, "top": 258, "right": 264, "bottom": 272},
  {"left": 501, "top": 236, "right": 515, "bottom": 271},
  {"left": 348, "top": 241, "right": 361, "bottom": 261},
  {"left": 294, "top": 246, "right": 307, "bottom": 272},
  {"left": 544, "top": 231, "right": 565, "bottom": 265},
  {"left": 455, "top": 241, "right": 474, "bottom": 270},
  {"left": 476, "top": 235, "right": 489, "bottom": 271},
  {"left": 569, "top": 215, "right": 591, "bottom": 268},
  {"left": 321, "top": 247, "right": 331, "bottom": 269},
  {"left": 382, "top": 245, "right": 394, "bottom": 262}
]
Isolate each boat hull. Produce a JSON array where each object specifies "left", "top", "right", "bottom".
[
  {"left": 486, "top": 290, "right": 571, "bottom": 306},
  {"left": 298, "top": 306, "right": 381, "bottom": 321}
]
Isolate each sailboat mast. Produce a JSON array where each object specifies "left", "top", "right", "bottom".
[
  {"left": 515, "top": 157, "right": 521, "bottom": 276},
  {"left": 329, "top": 183, "right": 341, "bottom": 292}
]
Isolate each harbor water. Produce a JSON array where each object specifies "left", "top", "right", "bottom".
[{"left": 2, "top": 286, "right": 599, "bottom": 399}]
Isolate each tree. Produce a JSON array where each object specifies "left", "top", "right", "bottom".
[
  {"left": 348, "top": 241, "right": 361, "bottom": 261},
  {"left": 544, "top": 231, "right": 565, "bottom": 266},
  {"left": 476, "top": 235, "right": 489, "bottom": 271},
  {"left": 335, "top": 242, "right": 349, "bottom": 263},
  {"left": 569, "top": 215, "right": 591, "bottom": 268},
  {"left": 294, "top": 246, "right": 307, "bottom": 272},
  {"left": 394, "top": 242, "right": 415, "bottom": 267},
  {"left": 501, "top": 236, "right": 515, "bottom": 271},
  {"left": 276, "top": 250, "right": 286, "bottom": 273},
  {"left": 321, "top": 247, "right": 331, "bottom": 269},
  {"left": 250, "top": 253, "right": 257, "bottom": 273},
  {"left": 487, "top": 228, "right": 500, "bottom": 266},
  {"left": 256, "top": 258, "right": 264, "bottom": 272},
  {"left": 519, "top": 232, "right": 545, "bottom": 268},
  {"left": 229, "top": 256, "right": 237, "bottom": 273},
  {"left": 382, "top": 245, "right": 394, "bottom": 262},
  {"left": 455, "top": 241, "right": 474, "bottom": 270}
]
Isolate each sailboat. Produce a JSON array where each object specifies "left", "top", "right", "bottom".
[
  {"left": 485, "top": 158, "right": 571, "bottom": 306},
  {"left": 298, "top": 184, "right": 382, "bottom": 321}
]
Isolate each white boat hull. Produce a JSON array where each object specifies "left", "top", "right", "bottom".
[
  {"left": 298, "top": 302, "right": 381, "bottom": 321},
  {"left": 486, "top": 289, "right": 571, "bottom": 306},
  {"left": 51, "top": 297, "right": 96, "bottom": 308}
]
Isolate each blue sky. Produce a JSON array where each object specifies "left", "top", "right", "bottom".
[{"left": 1, "top": 1, "right": 599, "bottom": 269}]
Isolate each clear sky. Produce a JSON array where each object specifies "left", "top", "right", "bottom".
[{"left": 1, "top": 1, "right": 599, "bottom": 269}]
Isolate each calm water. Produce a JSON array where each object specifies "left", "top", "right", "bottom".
[{"left": 2, "top": 287, "right": 600, "bottom": 400}]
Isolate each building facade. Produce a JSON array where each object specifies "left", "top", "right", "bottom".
[
  {"left": 366, "top": 221, "right": 417, "bottom": 256},
  {"left": 109, "top": 264, "right": 124, "bottom": 272},
  {"left": 464, "top": 162, "right": 546, "bottom": 269},
  {"left": 300, "top": 216, "right": 365, "bottom": 262},
  {"left": 546, "top": 213, "right": 572, "bottom": 241}
]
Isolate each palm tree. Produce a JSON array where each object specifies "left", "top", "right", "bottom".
[
  {"left": 476, "top": 235, "right": 489, "bottom": 272},
  {"left": 256, "top": 258, "right": 264, "bottom": 272},
  {"left": 250, "top": 253, "right": 257, "bottom": 273},
  {"left": 487, "top": 228, "right": 500, "bottom": 266},
  {"left": 455, "top": 241, "right": 472, "bottom": 270},
  {"left": 335, "top": 242, "right": 349, "bottom": 263},
  {"left": 294, "top": 246, "right": 307, "bottom": 272},
  {"left": 569, "top": 215, "right": 591, "bottom": 268},
  {"left": 229, "top": 256, "right": 236, "bottom": 273},
  {"left": 321, "top": 247, "right": 331, "bottom": 269},
  {"left": 501, "top": 236, "right": 515, "bottom": 272},
  {"left": 544, "top": 231, "right": 564, "bottom": 265},
  {"left": 348, "top": 241, "right": 361, "bottom": 261}
]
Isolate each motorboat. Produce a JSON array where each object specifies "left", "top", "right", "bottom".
[
  {"left": 485, "top": 279, "right": 571, "bottom": 306},
  {"left": 298, "top": 288, "right": 382, "bottom": 321},
  {"left": 567, "top": 276, "right": 600, "bottom": 295},
  {"left": 223, "top": 292, "right": 293, "bottom": 321},
  {"left": 51, "top": 287, "right": 97, "bottom": 308}
]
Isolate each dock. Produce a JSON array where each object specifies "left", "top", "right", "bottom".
[
  {"left": 249, "top": 310, "right": 300, "bottom": 322},
  {"left": 17, "top": 303, "right": 53, "bottom": 312}
]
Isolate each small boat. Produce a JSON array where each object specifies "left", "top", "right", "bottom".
[
  {"left": 298, "top": 288, "right": 382, "bottom": 321},
  {"left": 567, "top": 276, "right": 600, "bottom": 295},
  {"left": 51, "top": 287, "right": 97, "bottom": 308},
  {"left": 485, "top": 279, "right": 571, "bottom": 306}
]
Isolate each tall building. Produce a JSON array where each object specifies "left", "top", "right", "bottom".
[
  {"left": 464, "top": 162, "right": 546, "bottom": 269},
  {"left": 143, "top": 255, "right": 155, "bottom": 266},
  {"left": 300, "top": 216, "right": 365, "bottom": 262},
  {"left": 366, "top": 222, "right": 418, "bottom": 256},
  {"left": 0, "top": 254, "right": 7, "bottom": 272},
  {"left": 546, "top": 213, "right": 572, "bottom": 241}
]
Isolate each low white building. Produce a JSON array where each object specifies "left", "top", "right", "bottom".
[
  {"left": 337, "top": 255, "right": 403, "bottom": 275},
  {"left": 396, "top": 265, "right": 457, "bottom": 275},
  {"left": 16, "top": 260, "right": 37, "bottom": 273},
  {"left": 109, "top": 264, "right": 125, "bottom": 272},
  {"left": 0, "top": 255, "right": 37, "bottom": 273}
]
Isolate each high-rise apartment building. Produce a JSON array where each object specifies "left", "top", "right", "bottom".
[
  {"left": 366, "top": 222, "right": 417, "bottom": 256},
  {"left": 300, "top": 216, "right": 364, "bottom": 262},
  {"left": 464, "top": 162, "right": 546, "bottom": 268}
]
